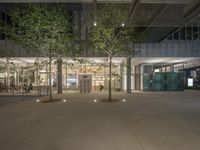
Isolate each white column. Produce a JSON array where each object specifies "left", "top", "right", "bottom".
[{"left": 5, "top": 61, "right": 10, "bottom": 87}]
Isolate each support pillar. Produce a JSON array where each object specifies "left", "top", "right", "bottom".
[
  {"left": 135, "top": 65, "right": 140, "bottom": 91},
  {"left": 120, "top": 63, "right": 124, "bottom": 92},
  {"left": 126, "top": 57, "right": 131, "bottom": 93},
  {"left": 63, "top": 65, "right": 67, "bottom": 88},
  {"left": 57, "top": 58, "right": 63, "bottom": 94},
  {"left": 15, "top": 64, "right": 18, "bottom": 86},
  {"left": 171, "top": 64, "right": 174, "bottom": 72},
  {"left": 5, "top": 61, "right": 10, "bottom": 87}
]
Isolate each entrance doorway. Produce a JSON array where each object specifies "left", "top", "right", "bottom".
[{"left": 66, "top": 74, "right": 78, "bottom": 91}]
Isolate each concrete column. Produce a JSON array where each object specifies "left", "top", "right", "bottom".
[
  {"left": 45, "top": 64, "right": 48, "bottom": 86},
  {"left": 5, "top": 61, "right": 10, "bottom": 87},
  {"left": 135, "top": 65, "right": 140, "bottom": 91},
  {"left": 171, "top": 64, "right": 174, "bottom": 72},
  {"left": 120, "top": 63, "right": 124, "bottom": 92},
  {"left": 63, "top": 65, "right": 67, "bottom": 87},
  {"left": 57, "top": 58, "right": 63, "bottom": 94},
  {"left": 140, "top": 65, "right": 144, "bottom": 91},
  {"left": 132, "top": 67, "right": 135, "bottom": 91},
  {"left": 126, "top": 57, "right": 131, "bottom": 93},
  {"left": 16, "top": 63, "right": 19, "bottom": 86},
  {"left": 36, "top": 68, "right": 39, "bottom": 87}
]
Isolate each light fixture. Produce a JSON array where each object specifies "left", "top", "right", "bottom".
[
  {"left": 121, "top": 23, "right": 125, "bottom": 27},
  {"left": 63, "top": 99, "right": 66, "bottom": 103},
  {"left": 94, "top": 99, "right": 97, "bottom": 102},
  {"left": 94, "top": 21, "right": 97, "bottom": 26},
  {"left": 122, "top": 99, "right": 126, "bottom": 102},
  {"left": 36, "top": 99, "right": 40, "bottom": 102}
]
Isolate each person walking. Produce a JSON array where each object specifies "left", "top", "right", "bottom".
[
  {"left": 28, "top": 83, "right": 33, "bottom": 93},
  {"left": 99, "top": 83, "right": 104, "bottom": 92}
]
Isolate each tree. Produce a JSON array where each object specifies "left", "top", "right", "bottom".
[
  {"left": 89, "top": 4, "right": 144, "bottom": 101},
  {"left": 1, "top": 4, "right": 72, "bottom": 101}
]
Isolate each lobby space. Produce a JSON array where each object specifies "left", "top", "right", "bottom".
[{"left": 0, "top": 91, "right": 200, "bottom": 150}]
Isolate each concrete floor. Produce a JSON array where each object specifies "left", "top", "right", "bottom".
[
  {"left": 0, "top": 96, "right": 39, "bottom": 105},
  {"left": 0, "top": 90, "right": 200, "bottom": 150}
]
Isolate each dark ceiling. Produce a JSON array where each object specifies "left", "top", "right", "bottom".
[
  {"left": 134, "top": 3, "right": 188, "bottom": 42},
  {"left": 0, "top": 0, "right": 199, "bottom": 43}
]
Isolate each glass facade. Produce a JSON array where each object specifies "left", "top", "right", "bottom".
[{"left": 0, "top": 59, "right": 121, "bottom": 93}]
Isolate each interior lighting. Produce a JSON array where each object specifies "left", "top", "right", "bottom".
[
  {"left": 94, "top": 99, "right": 97, "bottom": 102},
  {"left": 36, "top": 99, "right": 40, "bottom": 102},
  {"left": 63, "top": 99, "right": 66, "bottom": 103},
  {"left": 188, "top": 78, "right": 193, "bottom": 87},
  {"left": 122, "top": 99, "right": 126, "bottom": 102}
]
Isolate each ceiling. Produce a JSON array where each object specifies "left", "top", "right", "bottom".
[
  {"left": 0, "top": 0, "right": 199, "bottom": 43},
  {"left": 1, "top": 57, "right": 199, "bottom": 66},
  {"left": 131, "top": 57, "right": 200, "bottom": 66},
  {"left": 0, "top": 0, "right": 193, "bottom": 3}
]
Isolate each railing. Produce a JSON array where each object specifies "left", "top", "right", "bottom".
[{"left": 0, "top": 86, "right": 51, "bottom": 96}]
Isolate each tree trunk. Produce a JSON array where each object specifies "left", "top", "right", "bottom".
[
  {"left": 49, "top": 48, "right": 53, "bottom": 101},
  {"left": 109, "top": 56, "right": 112, "bottom": 101}
]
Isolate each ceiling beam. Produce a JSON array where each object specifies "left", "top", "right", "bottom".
[
  {"left": 140, "top": 0, "right": 190, "bottom": 4},
  {"left": 0, "top": 0, "right": 190, "bottom": 4},
  {"left": 144, "top": 4, "right": 169, "bottom": 33},
  {"left": 128, "top": 0, "right": 140, "bottom": 19}
]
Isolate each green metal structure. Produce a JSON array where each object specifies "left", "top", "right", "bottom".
[{"left": 143, "top": 72, "right": 184, "bottom": 91}]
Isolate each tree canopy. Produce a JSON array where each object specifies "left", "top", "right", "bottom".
[
  {"left": 1, "top": 4, "right": 73, "bottom": 57},
  {"left": 89, "top": 4, "right": 144, "bottom": 57}
]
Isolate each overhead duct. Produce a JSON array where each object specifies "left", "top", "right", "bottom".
[{"left": 183, "top": 0, "right": 200, "bottom": 19}]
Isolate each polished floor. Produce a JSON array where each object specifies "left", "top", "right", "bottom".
[{"left": 0, "top": 91, "right": 200, "bottom": 150}]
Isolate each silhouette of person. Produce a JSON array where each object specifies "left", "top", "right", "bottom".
[{"left": 100, "top": 83, "right": 104, "bottom": 92}]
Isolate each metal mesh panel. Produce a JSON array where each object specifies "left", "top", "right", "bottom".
[{"left": 143, "top": 72, "right": 184, "bottom": 91}]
